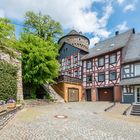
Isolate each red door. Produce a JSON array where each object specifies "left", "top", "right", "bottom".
[{"left": 98, "top": 88, "right": 114, "bottom": 101}]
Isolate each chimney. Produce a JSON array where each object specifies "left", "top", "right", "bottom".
[
  {"left": 132, "top": 28, "right": 135, "bottom": 34},
  {"left": 115, "top": 31, "right": 119, "bottom": 36}
]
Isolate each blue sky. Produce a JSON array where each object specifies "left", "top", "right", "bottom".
[{"left": 0, "top": 0, "right": 140, "bottom": 47}]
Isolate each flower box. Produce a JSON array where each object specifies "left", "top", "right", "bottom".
[
  {"left": 7, "top": 99, "right": 16, "bottom": 109},
  {"left": 0, "top": 100, "right": 7, "bottom": 113}
]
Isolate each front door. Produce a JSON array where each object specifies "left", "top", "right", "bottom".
[
  {"left": 86, "top": 89, "right": 91, "bottom": 101},
  {"left": 68, "top": 88, "right": 79, "bottom": 102},
  {"left": 135, "top": 86, "right": 140, "bottom": 103}
]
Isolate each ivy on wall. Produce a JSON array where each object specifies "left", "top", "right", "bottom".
[{"left": 0, "top": 61, "right": 17, "bottom": 101}]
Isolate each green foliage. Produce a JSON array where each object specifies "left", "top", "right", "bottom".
[
  {"left": 17, "top": 33, "right": 60, "bottom": 88},
  {"left": 0, "top": 61, "right": 17, "bottom": 101},
  {"left": 24, "top": 11, "right": 63, "bottom": 42},
  {"left": 0, "top": 18, "right": 16, "bottom": 47},
  {"left": 0, "top": 18, "right": 17, "bottom": 58}
]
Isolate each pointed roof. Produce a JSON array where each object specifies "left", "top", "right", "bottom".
[
  {"left": 122, "top": 33, "right": 140, "bottom": 63},
  {"left": 58, "top": 30, "right": 90, "bottom": 45},
  {"left": 81, "top": 29, "right": 133, "bottom": 60},
  {"left": 68, "top": 30, "right": 80, "bottom": 35}
]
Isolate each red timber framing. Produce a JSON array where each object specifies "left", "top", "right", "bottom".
[
  {"left": 60, "top": 52, "right": 82, "bottom": 80},
  {"left": 82, "top": 50, "right": 122, "bottom": 89}
]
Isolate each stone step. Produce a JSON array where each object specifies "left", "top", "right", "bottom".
[{"left": 131, "top": 112, "right": 140, "bottom": 116}]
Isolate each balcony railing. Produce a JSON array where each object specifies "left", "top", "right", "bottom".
[{"left": 57, "top": 75, "right": 82, "bottom": 84}]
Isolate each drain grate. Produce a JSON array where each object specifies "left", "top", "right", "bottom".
[{"left": 54, "top": 115, "right": 68, "bottom": 119}]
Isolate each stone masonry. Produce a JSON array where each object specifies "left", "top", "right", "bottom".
[{"left": 0, "top": 50, "right": 23, "bottom": 101}]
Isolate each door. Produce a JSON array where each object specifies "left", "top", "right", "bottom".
[
  {"left": 135, "top": 86, "right": 140, "bottom": 103},
  {"left": 98, "top": 88, "right": 114, "bottom": 101},
  {"left": 86, "top": 89, "right": 91, "bottom": 101},
  {"left": 68, "top": 88, "right": 79, "bottom": 102}
]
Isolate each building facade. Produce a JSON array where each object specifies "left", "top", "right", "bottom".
[
  {"left": 54, "top": 30, "right": 89, "bottom": 102},
  {"left": 120, "top": 33, "right": 140, "bottom": 103},
  {"left": 55, "top": 28, "right": 140, "bottom": 104}
]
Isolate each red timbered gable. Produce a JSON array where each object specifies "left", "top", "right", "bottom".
[
  {"left": 83, "top": 50, "right": 122, "bottom": 88},
  {"left": 60, "top": 52, "right": 82, "bottom": 79}
]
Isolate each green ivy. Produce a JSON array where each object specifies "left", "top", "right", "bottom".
[{"left": 0, "top": 61, "right": 17, "bottom": 101}]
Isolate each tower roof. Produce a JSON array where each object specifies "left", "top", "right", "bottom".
[{"left": 68, "top": 30, "right": 80, "bottom": 35}]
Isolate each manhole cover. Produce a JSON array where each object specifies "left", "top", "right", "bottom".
[
  {"left": 93, "top": 112, "right": 98, "bottom": 114},
  {"left": 54, "top": 115, "right": 68, "bottom": 119}
]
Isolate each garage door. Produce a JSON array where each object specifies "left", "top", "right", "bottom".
[
  {"left": 98, "top": 88, "right": 113, "bottom": 101},
  {"left": 68, "top": 88, "right": 79, "bottom": 102}
]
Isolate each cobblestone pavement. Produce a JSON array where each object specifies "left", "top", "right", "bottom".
[{"left": 0, "top": 102, "right": 140, "bottom": 140}]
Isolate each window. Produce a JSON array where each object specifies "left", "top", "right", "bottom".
[
  {"left": 98, "top": 57, "right": 104, "bottom": 67},
  {"left": 98, "top": 72, "right": 105, "bottom": 82},
  {"left": 87, "top": 61, "right": 92, "bottom": 69},
  {"left": 74, "top": 70, "right": 78, "bottom": 77},
  {"left": 135, "top": 64, "right": 140, "bottom": 76},
  {"left": 74, "top": 56, "right": 78, "bottom": 64},
  {"left": 87, "top": 75, "right": 92, "bottom": 83},
  {"left": 109, "top": 71, "right": 116, "bottom": 81},
  {"left": 109, "top": 53, "right": 116, "bottom": 64},
  {"left": 68, "top": 71, "right": 71, "bottom": 76},
  {"left": 67, "top": 59, "right": 71, "bottom": 65}
]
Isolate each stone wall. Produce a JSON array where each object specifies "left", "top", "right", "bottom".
[
  {"left": 59, "top": 35, "right": 89, "bottom": 52},
  {"left": 0, "top": 50, "right": 23, "bottom": 101}
]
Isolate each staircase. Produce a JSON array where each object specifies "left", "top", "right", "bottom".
[
  {"left": 131, "top": 104, "right": 140, "bottom": 116},
  {"left": 43, "top": 83, "right": 64, "bottom": 103}
]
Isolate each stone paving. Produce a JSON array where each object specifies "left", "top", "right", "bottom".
[{"left": 0, "top": 102, "right": 140, "bottom": 140}]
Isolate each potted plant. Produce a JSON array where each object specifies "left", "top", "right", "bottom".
[
  {"left": 0, "top": 100, "right": 6, "bottom": 112},
  {"left": 7, "top": 99, "right": 16, "bottom": 109}
]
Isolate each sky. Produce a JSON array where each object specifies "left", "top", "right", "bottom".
[{"left": 0, "top": 0, "right": 140, "bottom": 47}]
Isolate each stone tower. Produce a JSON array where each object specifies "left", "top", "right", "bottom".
[{"left": 58, "top": 30, "right": 90, "bottom": 52}]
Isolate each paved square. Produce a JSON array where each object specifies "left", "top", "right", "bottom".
[{"left": 0, "top": 102, "right": 140, "bottom": 140}]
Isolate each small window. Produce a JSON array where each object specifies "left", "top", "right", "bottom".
[
  {"left": 68, "top": 71, "right": 71, "bottom": 76},
  {"left": 67, "top": 59, "right": 71, "bottom": 65},
  {"left": 98, "top": 57, "right": 104, "bottom": 67},
  {"left": 109, "top": 53, "right": 116, "bottom": 64},
  {"left": 74, "top": 70, "right": 78, "bottom": 77},
  {"left": 98, "top": 72, "right": 105, "bottom": 82},
  {"left": 109, "top": 71, "right": 116, "bottom": 81},
  {"left": 74, "top": 56, "right": 78, "bottom": 64},
  {"left": 87, "top": 61, "right": 92, "bottom": 69},
  {"left": 87, "top": 75, "right": 92, "bottom": 83},
  {"left": 135, "top": 64, "right": 140, "bottom": 76}
]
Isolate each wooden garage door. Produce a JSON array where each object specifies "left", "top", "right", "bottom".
[
  {"left": 68, "top": 88, "right": 79, "bottom": 102},
  {"left": 98, "top": 88, "right": 113, "bottom": 101}
]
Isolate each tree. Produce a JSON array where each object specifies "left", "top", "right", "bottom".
[
  {"left": 24, "top": 11, "right": 63, "bottom": 42},
  {"left": 16, "top": 11, "right": 63, "bottom": 97},
  {"left": 17, "top": 33, "right": 60, "bottom": 95},
  {"left": 0, "top": 18, "right": 17, "bottom": 57}
]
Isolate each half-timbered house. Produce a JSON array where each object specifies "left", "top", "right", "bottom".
[
  {"left": 120, "top": 33, "right": 140, "bottom": 103},
  {"left": 81, "top": 29, "right": 134, "bottom": 102},
  {"left": 53, "top": 30, "right": 89, "bottom": 102}
]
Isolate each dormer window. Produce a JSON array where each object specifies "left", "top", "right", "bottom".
[{"left": 98, "top": 57, "right": 105, "bottom": 67}]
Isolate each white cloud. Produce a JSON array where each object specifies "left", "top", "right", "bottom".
[
  {"left": 0, "top": 9, "right": 5, "bottom": 18},
  {"left": 90, "top": 36, "right": 100, "bottom": 47},
  {"left": 116, "top": 21, "right": 129, "bottom": 31},
  {"left": 0, "top": 0, "right": 113, "bottom": 39},
  {"left": 116, "top": 0, "right": 125, "bottom": 5},
  {"left": 124, "top": 4, "right": 135, "bottom": 12}
]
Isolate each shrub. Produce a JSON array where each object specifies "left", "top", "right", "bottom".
[{"left": 0, "top": 61, "right": 17, "bottom": 101}]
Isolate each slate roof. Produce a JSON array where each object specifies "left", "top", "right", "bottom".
[
  {"left": 68, "top": 30, "right": 80, "bottom": 35},
  {"left": 81, "top": 29, "right": 133, "bottom": 60},
  {"left": 120, "top": 77, "right": 140, "bottom": 85},
  {"left": 122, "top": 33, "right": 140, "bottom": 63}
]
